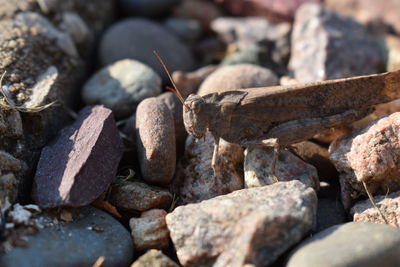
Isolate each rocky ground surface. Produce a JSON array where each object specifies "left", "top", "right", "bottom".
[{"left": 1, "top": 0, "right": 400, "bottom": 266}]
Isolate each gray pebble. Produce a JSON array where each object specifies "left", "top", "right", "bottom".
[{"left": 82, "top": 59, "right": 162, "bottom": 118}]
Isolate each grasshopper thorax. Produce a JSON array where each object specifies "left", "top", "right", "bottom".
[{"left": 183, "top": 94, "right": 210, "bottom": 139}]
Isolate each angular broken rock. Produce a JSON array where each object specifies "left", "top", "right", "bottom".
[
  {"left": 129, "top": 209, "right": 169, "bottom": 251},
  {"left": 350, "top": 191, "right": 400, "bottom": 227},
  {"left": 166, "top": 180, "right": 317, "bottom": 267},
  {"left": 329, "top": 112, "right": 400, "bottom": 206},
  {"left": 109, "top": 181, "right": 173, "bottom": 212},
  {"left": 172, "top": 131, "right": 244, "bottom": 204},
  {"left": 131, "top": 249, "right": 179, "bottom": 267},
  {"left": 136, "top": 97, "right": 176, "bottom": 185},
  {"left": 244, "top": 147, "right": 319, "bottom": 191},
  {"left": 32, "top": 105, "right": 123, "bottom": 208}
]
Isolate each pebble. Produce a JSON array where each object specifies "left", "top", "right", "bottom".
[
  {"left": 383, "top": 34, "right": 400, "bottom": 72},
  {"left": 171, "top": 65, "right": 218, "bottom": 98},
  {"left": 118, "top": 0, "right": 180, "bottom": 17},
  {"left": 0, "top": 109, "right": 23, "bottom": 138},
  {"left": 172, "top": 132, "right": 244, "bottom": 204},
  {"left": 214, "top": 0, "right": 323, "bottom": 22},
  {"left": 326, "top": 0, "right": 400, "bottom": 35},
  {"left": 0, "top": 206, "right": 134, "bottom": 267},
  {"left": 351, "top": 191, "right": 400, "bottom": 227},
  {"left": 99, "top": 18, "right": 195, "bottom": 81},
  {"left": 292, "top": 141, "right": 338, "bottom": 179},
  {"left": 131, "top": 249, "right": 179, "bottom": 267},
  {"left": 198, "top": 64, "right": 278, "bottom": 96},
  {"left": 109, "top": 181, "right": 173, "bottom": 212},
  {"left": 31, "top": 106, "right": 123, "bottom": 208},
  {"left": 0, "top": 150, "right": 22, "bottom": 173},
  {"left": 129, "top": 209, "right": 169, "bottom": 250},
  {"left": 244, "top": 147, "right": 319, "bottom": 191},
  {"left": 136, "top": 97, "right": 176, "bottom": 185},
  {"left": 288, "top": 3, "right": 381, "bottom": 83},
  {"left": 82, "top": 59, "right": 162, "bottom": 118},
  {"left": 163, "top": 17, "right": 202, "bottom": 43},
  {"left": 286, "top": 222, "right": 400, "bottom": 267},
  {"left": 166, "top": 180, "right": 317, "bottom": 267},
  {"left": 329, "top": 112, "right": 400, "bottom": 205},
  {"left": 59, "top": 12, "right": 91, "bottom": 47}
]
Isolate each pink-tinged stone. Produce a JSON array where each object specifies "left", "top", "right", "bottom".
[
  {"left": 326, "top": 0, "right": 400, "bottom": 35},
  {"left": 136, "top": 97, "right": 176, "bottom": 185},
  {"left": 244, "top": 147, "right": 319, "bottom": 191},
  {"left": 31, "top": 105, "right": 123, "bottom": 208},
  {"left": 172, "top": 132, "right": 244, "bottom": 205},
  {"left": 214, "top": 0, "right": 323, "bottom": 23},
  {"left": 351, "top": 191, "right": 400, "bottom": 227},
  {"left": 129, "top": 209, "right": 169, "bottom": 250},
  {"left": 329, "top": 112, "right": 400, "bottom": 209},
  {"left": 289, "top": 3, "right": 381, "bottom": 83},
  {"left": 166, "top": 180, "right": 317, "bottom": 267}
]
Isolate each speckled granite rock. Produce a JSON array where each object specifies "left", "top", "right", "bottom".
[
  {"left": 167, "top": 180, "right": 317, "bottom": 267},
  {"left": 131, "top": 250, "right": 179, "bottom": 267}
]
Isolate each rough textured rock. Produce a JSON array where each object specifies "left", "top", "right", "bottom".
[
  {"left": 119, "top": 0, "right": 180, "bottom": 17},
  {"left": 287, "top": 222, "right": 400, "bottom": 267},
  {"left": 214, "top": 0, "right": 323, "bottom": 22},
  {"left": 292, "top": 141, "right": 338, "bottom": 179},
  {"left": 172, "top": 132, "right": 244, "bottom": 204},
  {"left": 198, "top": 64, "right": 278, "bottom": 96},
  {"left": 329, "top": 112, "right": 400, "bottom": 207},
  {"left": 244, "top": 147, "right": 319, "bottom": 191},
  {"left": 351, "top": 191, "right": 400, "bottom": 227},
  {"left": 131, "top": 250, "right": 179, "bottom": 267},
  {"left": 109, "top": 181, "right": 173, "bottom": 212},
  {"left": 326, "top": 0, "right": 400, "bottom": 35},
  {"left": 129, "top": 209, "right": 169, "bottom": 251},
  {"left": 31, "top": 106, "right": 123, "bottom": 208},
  {"left": 82, "top": 59, "right": 162, "bottom": 118},
  {"left": 171, "top": 65, "right": 218, "bottom": 99},
  {"left": 136, "top": 97, "right": 176, "bottom": 185},
  {"left": 0, "top": 206, "right": 133, "bottom": 267},
  {"left": 167, "top": 180, "right": 317, "bottom": 267},
  {"left": 289, "top": 3, "right": 381, "bottom": 83},
  {"left": 99, "top": 18, "right": 195, "bottom": 81}
]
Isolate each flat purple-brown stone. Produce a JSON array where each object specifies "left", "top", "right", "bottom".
[{"left": 31, "top": 105, "right": 123, "bottom": 208}]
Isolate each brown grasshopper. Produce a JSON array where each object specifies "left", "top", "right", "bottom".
[{"left": 154, "top": 52, "right": 400, "bottom": 175}]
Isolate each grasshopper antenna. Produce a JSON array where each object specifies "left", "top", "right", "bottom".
[{"left": 153, "top": 50, "right": 189, "bottom": 109}]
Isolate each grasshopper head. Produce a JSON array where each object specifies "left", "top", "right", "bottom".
[{"left": 183, "top": 94, "right": 209, "bottom": 139}]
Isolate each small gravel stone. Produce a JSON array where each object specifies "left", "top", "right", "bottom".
[
  {"left": 82, "top": 59, "right": 162, "bottom": 118},
  {"left": 118, "top": 0, "right": 180, "bottom": 17},
  {"left": 329, "top": 112, "right": 400, "bottom": 202},
  {"left": 136, "top": 97, "right": 176, "bottom": 185},
  {"left": 164, "top": 17, "right": 202, "bottom": 43},
  {"left": 172, "top": 132, "right": 244, "bottom": 204},
  {"left": 289, "top": 3, "right": 381, "bottom": 83},
  {"left": 0, "top": 206, "right": 133, "bottom": 267},
  {"left": 109, "top": 181, "right": 173, "bottom": 212},
  {"left": 351, "top": 191, "right": 400, "bottom": 227},
  {"left": 0, "top": 151, "right": 22, "bottom": 172},
  {"left": 59, "top": 12, "right": 91, "bottom": 46},
  {"left": 167, "top": 180, "right": 317, "bottom": 267},
  {"left": 286, "top": 222, "right": 400, "bottom": 267},
  {"left": 244, "top": 147, "right": 319, "bottom": 191},
  {"left": 0, "top": 109, "right": 23, "bottom": 138},
  {"left": 382, "top": 35, "right": 400, "bottom": 72},
  {"left": 99, "top": 18, "right": 195, "bottom": 81},
  {"left": 32, "top": 106, "right": 123, "bottom": 208},
  {"left": 198, "top": 64, "right": 278, "bottom": 96},
  {"left": 129, "top": 209, "right": 169, "bottom": 251},
  {"left": 131, "top": 249, "right": 179, "bottom": 267}
]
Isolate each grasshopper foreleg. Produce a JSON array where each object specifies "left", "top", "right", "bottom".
[{"left": 211, "top": 136, "right": 220, "bottom": 176}]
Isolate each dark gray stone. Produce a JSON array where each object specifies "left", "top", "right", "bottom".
[
  {"left": 118, "top": 0, "right": 180, "bottom": 17},
  {"left": 0, "top": 206, "right": 134, "bottom": 267}
]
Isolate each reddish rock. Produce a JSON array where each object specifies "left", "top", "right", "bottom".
[
  {"left": 351, "top": 191, "right": 400, "bottom": 227},
  {"left": 136, "top": 97, "right": 176, "bottom": 185},
  {"left": 214, "top": 0, "right": 323, "bottom": 23},
  {"left": 109, "top": 181, "right": 173, "bottom": 212},
  {"left": 166, "top": 180, "right": 317, "bottom": 267},
  {"left": 172, "top": 132, "right": 244, "bottom": 204},
  {"left": 198, "top": 64, "right": 278, "bottom": 96},
  {"left": 244, "top": 147, "right": 319, "bottom": 191},
  {"left": 289, "top": 3, "right": 381, "bottom": 83},
  {"left": 329, "top": 112, "right": 400, "bottom": 208},
  {"left": 129, "top": 209, "right": 169, "bottom": 250},
  {"left": 31, "top": 105, "right": 123, "bottom": 208}
]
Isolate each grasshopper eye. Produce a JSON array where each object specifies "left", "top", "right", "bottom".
[{"left": 191, "top": 100, "right": 201, "bottom": 113}]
